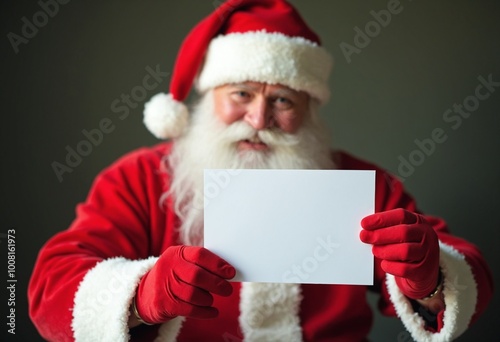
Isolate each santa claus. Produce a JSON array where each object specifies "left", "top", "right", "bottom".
[{"left": 29, "top": 1, "right": 493, "bottom": 341}]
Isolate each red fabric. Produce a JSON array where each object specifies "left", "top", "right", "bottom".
[
  {"left": 28, "top": 143, "right": 494, "bottom": 341},
  {"left": 169, "top": 0, "right": 320, "bottom": 102},
  {"left": 222, "top": 0, "right": 320, "bottom": 43},
  {"left": 136, "top": 245, "right": 235, "bottom": 323},
  {"left": 360, "top": 209, "right": 440, "bottom": 299}
]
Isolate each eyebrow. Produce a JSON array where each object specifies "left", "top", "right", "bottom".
[{"left": 230, "top": 83, "right": 300, "bottom": 98}]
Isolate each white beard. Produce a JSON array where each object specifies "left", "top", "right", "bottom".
[{"left": 165, "top": 91, "right": 335, "bottom": 246}]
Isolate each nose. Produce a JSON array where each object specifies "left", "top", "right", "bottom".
[{"left": 244, "top": 97, "right": 272, "bottom": 130}]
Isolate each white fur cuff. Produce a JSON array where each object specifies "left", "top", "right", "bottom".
[
  {"left": 386, "top": 242, "right": 478, "bottom": 342},
  {"left": 72, "top": 257, "right": 158, "bottom": 341}
]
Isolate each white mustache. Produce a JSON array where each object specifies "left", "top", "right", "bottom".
[{"left": 217, "top": 121, "right": 300, "bottom": 147}]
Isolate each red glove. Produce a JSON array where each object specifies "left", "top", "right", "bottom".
[
  {"left": 135, "top": 246, "right": 236, "bottom": 324},
  {"left": 360, "top": 208, "right": 440, "bottom": 299}
]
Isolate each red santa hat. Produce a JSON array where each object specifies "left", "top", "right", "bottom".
[{"left": 144, "top": 0, "right": 333, "bottom": 139}]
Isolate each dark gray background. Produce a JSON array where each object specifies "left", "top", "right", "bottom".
[{"left": 1, "top": 0, "right": 499, "bottom": 341}]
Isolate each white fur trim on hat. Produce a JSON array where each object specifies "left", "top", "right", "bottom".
[
  {"left": 196, "top": 31, "right": 333, "bottom": 104},
  {"left": 143, "top": 93, "right": 189, "bottom": 139},
  {"left": 71, "top": 256, "right": 185, "bottom": 342},
  {"left": 386, "top": 242, "right": 478, "bottom": 342},
  {"left": 239, "top": 282, "right": 303, "bottom": 341}
]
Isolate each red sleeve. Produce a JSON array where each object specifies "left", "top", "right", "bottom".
[
  {"left": 28, "top": 144, "right": 177, "bottom": 341},
  {"left": 334, "top": 151, "right": 494, "bottom": 330}
]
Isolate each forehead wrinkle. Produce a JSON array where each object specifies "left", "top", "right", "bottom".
[{"left": 229, "top": 82, "right": 261, "bottom": 91}]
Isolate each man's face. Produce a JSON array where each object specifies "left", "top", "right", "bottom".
[
  {"left": 213, "top": 82, "right": 310, "bottom": 152},
  {"left": 169, "top": 82, "right": 332, "bottom": 246}
]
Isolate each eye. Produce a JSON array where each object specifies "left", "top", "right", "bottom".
[
  {"left": 273, "top": 97, "right": 293, "bottom": 110},
  {"left": 230, "top": 90, "right": 252, "bottom": 102}
]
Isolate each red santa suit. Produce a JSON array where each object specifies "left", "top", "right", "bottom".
[{"left": 28, "top": 143, "right": 493, "bottom": 342}]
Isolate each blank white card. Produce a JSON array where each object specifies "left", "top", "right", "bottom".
[{"left": 204, "top": 169, "right": 374, "bottom": 285}]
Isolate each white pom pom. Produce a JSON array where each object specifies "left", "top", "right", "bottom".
[{"left": 143, "top": 93, "right": 189, "bottom": 139}]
